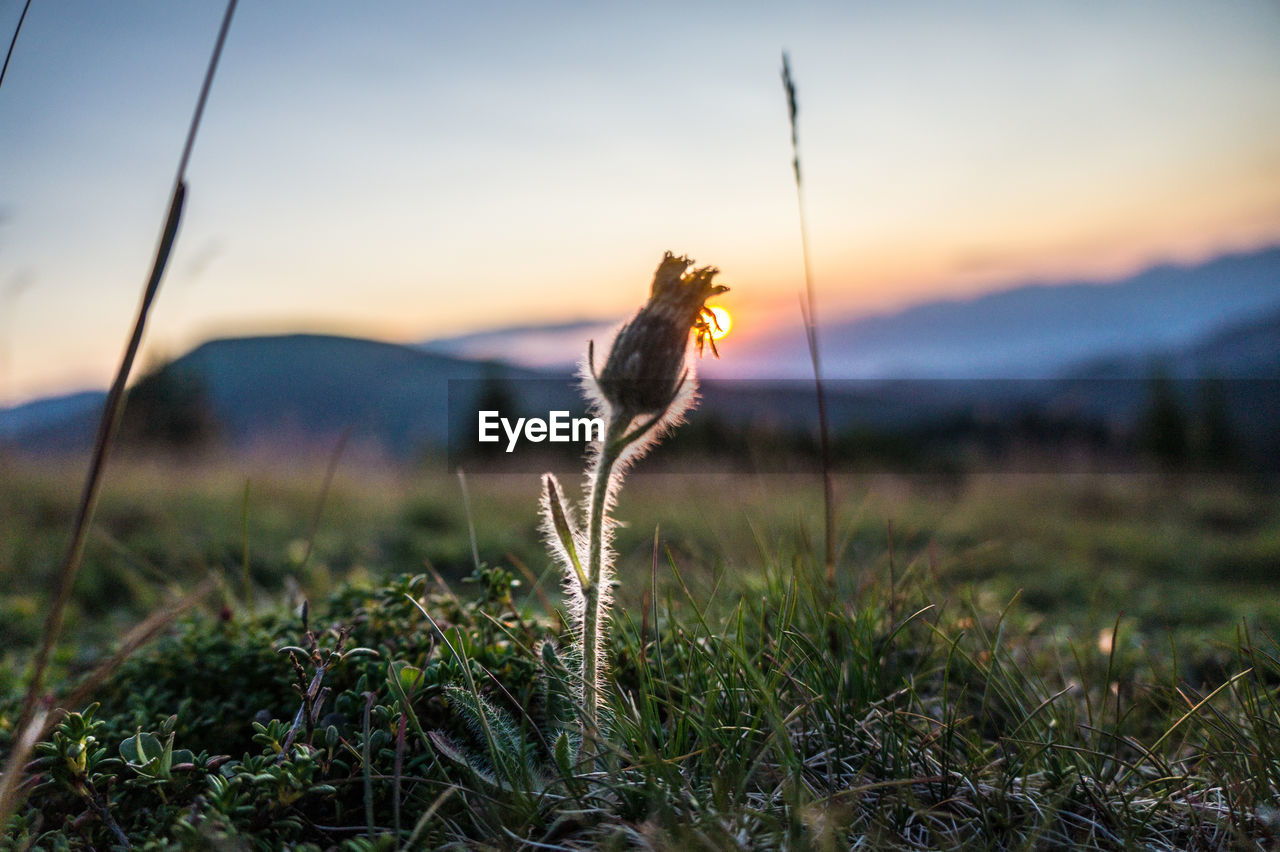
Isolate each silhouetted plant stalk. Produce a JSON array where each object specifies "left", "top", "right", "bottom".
[
  {"left": 0, "top": 0, "right": 33, "bottom": 95},
  {"left": 0, "top": 0, "right": 239, "bottom": 829},
  {"left": 782, "top": 51, "right": 838, "bottom": 590},
  {"left": 542, "top": 252, "right": 726, "bottom": 748}
]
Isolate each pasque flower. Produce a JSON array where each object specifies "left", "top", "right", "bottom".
[
  {"left": 594, "top": 252, "right": 728, "bottom": 423},
  {"left": 542, "top": 251, "right": 727, "bottom": 756}
]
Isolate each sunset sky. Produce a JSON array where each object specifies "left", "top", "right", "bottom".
[{"left": 2, "top": 1, "right": 1279, "bottom": 404}]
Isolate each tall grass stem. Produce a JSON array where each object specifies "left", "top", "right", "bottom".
[
  {"left": 0, "top": 0, "right": 32, "bottom": 94},
  {"left": 457, "top": 469, "right": 482, "bottom": 574},
  {"left": 241, "top": 478, "right": 254, "bottom": 616},
  {"left": 2, "top": 0, "right": 238, "bottom": 826},
  {"left": 296, "top": 427, "right": 351, "bottom": 573},
  {"left": 781, "top": 51, "right": 837, "bottom": 589}
]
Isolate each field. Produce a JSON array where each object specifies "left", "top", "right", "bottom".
[
  {"left": 2, "top": 454, "right": 1278, "bottom": 848},
  {"left": 4, "top": 460, "right": 1279, "bottom": 666},
  {"left": 4, "top": 3, "right": 1279, "bottom": 847}
]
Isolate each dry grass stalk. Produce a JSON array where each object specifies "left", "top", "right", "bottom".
[
  {"left": 0, "top": 0, "right": 33, "bottom": 94},
  {"left": 781, "top": 51, "right": 838, "bottom": 589},
  {"left": 3, "top": 0, "right": 239, "bottom": 827}
]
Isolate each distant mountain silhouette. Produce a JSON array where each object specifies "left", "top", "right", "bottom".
[
  {"left": 412, "top": 246, "right": 1280, "bottom": 380},
  {"left": 0, "top": 335, "right": 571, "bottom": 459},
  {"left": 3, "top": 247, "right": 1277, "bottom": 461},
  {"left": 1067, "top": 306, "right": 1280, "bottom": 380},
  {"left": 0, "top": 390, "right": 106, "bottom": 454},
  {"left": 722, "top": 245, "right": 1280, "bottom": 379},
  {"left": 417, "top": 318, "right": 618, "bottom": 370}
]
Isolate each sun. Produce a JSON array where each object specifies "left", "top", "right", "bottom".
[{"left": 706, "top": 306, "right": 732, "bottom": 340}]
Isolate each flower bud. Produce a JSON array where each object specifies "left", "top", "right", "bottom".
[{"left": 595, "top": 252, "right": 727, "bottom": 420}]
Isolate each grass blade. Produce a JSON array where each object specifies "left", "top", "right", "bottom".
[
  {"left": 0, "top": 0, "right": 32, "bottom": 94},
  {"left": 781, "top": 51, "right": 837, "bottom": 590},
  {"left": 2, "top": 0, "right": 239, "bottom": 829}
]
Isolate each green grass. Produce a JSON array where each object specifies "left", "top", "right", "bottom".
[
  {"left": 2, "top": 459, "right": 1278, "bottom": 686},
  {"left": 2, "top": 459, "right": 1278, "bottom": 848}
]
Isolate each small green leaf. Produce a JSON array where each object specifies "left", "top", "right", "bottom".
[
  {"left": 540, "top": 642, "right": 578, "bottom": 736},
  {"left": 437, "top": 627, "right": 474, "bottom": 662},
  {"left": 385, "top": 660, "right": 428, "bottom": 745},
  {"left": 390, "top": 660, "right": 425, "bottom": 694},
  {"left": 543, "top": 474, "right": 588, "bottom": 590},
  {"left": 427, "top": 730, "right": 498, "bottom": 788},
  {"left": 120, "top": 731, "right": 170, "bottom": 778},
  {"left": 427, "top": 730, "right": 471, "bottom": 770},
  {"left": 552, "top": 731, "right": 575, "bottom": 779}
]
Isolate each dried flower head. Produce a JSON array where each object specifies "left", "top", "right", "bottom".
[{"left": 593, "top": 252, "right": 728, "bottom": 421}]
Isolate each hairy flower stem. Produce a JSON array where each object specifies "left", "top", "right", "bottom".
[
  {"left": 580, "top": 415, "right": 629, "bottom": 746},
  {"left": 552, "top": 252, "right": 726, "bottom": 759}
]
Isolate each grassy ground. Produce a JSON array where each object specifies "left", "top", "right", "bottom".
[
  {"left": 2, "top": 457, "right": 1276, "bottom": 675},
  {"left": 1, "top": 455, "right": 1278, "bottom": 847}
]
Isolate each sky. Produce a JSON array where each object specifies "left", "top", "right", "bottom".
[{"left": 2, "top": 1, "right": 1279, "bottom": 404}]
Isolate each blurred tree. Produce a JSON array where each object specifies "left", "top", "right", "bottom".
[
  {"left": 475, "top": 361, "right": 518, "bottom": 421},
  {"left": 454, "top": 361, "right": 523, "bottom": 467},
  {"left": 120, "top": 360, "right": 219, "bottom": 453},
  {"left": 1193, "top": 372, "right": 1237, "bottom": 468},
  {"left": 1136, "top": 366, "right": 1188, "bottom": 468}
]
